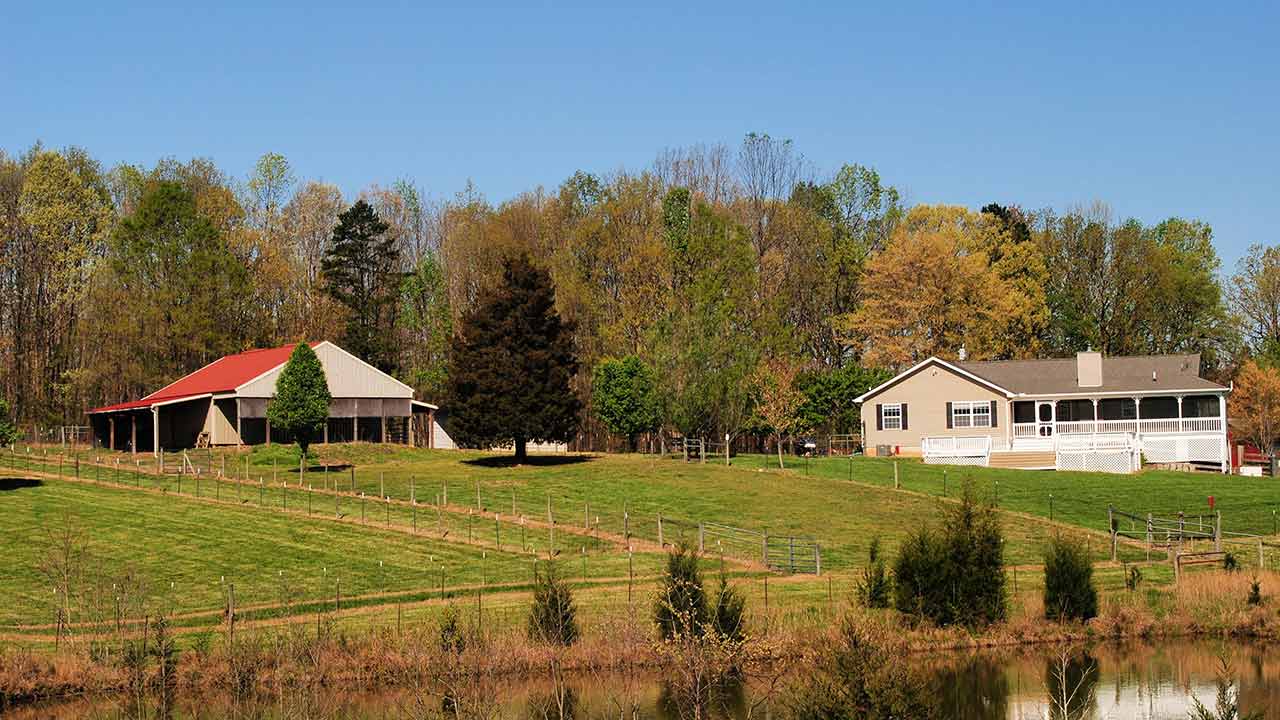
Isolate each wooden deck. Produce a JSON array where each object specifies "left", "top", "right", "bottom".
[{"left": 988, "top": 450, "right": 1056, "bottom": 469}]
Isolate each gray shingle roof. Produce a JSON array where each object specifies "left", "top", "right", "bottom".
[{"left": 956, "top": 354, "right": 1226, "bottom": 395}]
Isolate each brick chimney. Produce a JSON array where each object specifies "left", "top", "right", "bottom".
[{"left": 1076, "top": 351, "right": 1102, "bottom": 388}]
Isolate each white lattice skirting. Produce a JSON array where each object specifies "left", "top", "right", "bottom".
[
  {"left": 923, "top": 455, "right": 990, "bottom": 467},
  {"left": 1056, "top": 449, "right": 1139, "bottom": 474},
  {"left": 1140, "top": 434, "right": 1225, "bottom": 464}
]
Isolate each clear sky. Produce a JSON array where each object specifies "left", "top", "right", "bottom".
[{"left": 5, "top": 1, "right": 1276, "bottom": 267}]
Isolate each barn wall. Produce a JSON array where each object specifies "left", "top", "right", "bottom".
[
  {"left": 208, "top": 398, "right": 240, "bottom": 445},
  {"left": 237, "top": 342, "right": 412, "bottom": 399}
]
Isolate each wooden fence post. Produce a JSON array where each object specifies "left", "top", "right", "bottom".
[
  {"left": 698, "top": 522, "right": 704, "bottom": 553},
  {"left": 1215, "top": 511, "right": 1222, "bottom": 552},
  {"left": 657, "top": 513, "right": 664, "bottom": 547},
  {"left": 815, "top": 544, "right": 822, "bottom": 576}
]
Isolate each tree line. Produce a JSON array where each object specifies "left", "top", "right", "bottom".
[{"left": 2, "top": 135, "right": 1277, "bottom": 446}]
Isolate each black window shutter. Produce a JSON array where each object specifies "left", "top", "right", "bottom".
[
  {"left": 876, "top": 404, "right": 883, "bottom": 431},
  {"left": 990, "top": 400, "right": 998, "bottom": 427},
  {"left": 945, "top": 402, "right": 953, "bottom": 429},
  {"left": 901, "top": 404, "right": 908, "bottom": 430}
]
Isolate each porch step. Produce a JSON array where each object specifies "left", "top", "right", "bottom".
[{"left": 989, "top": 451, "right": 1056, "bottom": 469}]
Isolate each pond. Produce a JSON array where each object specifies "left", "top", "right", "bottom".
[{"left": 10, "top": 640, "right": 1278, "bottom": 719}]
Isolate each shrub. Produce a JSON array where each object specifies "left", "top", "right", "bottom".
[
  {"left": 856, "top": 537, "right": 892, "bottom": 609},
  {"left": 527, "top": 561, "right": 579, "bottom": 646},
  {"left": 654, "top": 544, "right": 709, "bottom": 640},
  {"left": 892, "top": 483, "right": 1006, "bottom": 627},
  {"left": 1042, "top": 535, "right": 1098, "bottom": 622},
  {"left": 711, "top": 572, "right": 746, "bottom": 642},
  {"left": 787, "top": 617, "right": 938, "bottom": 719},
  {"left": 1223, "top": 552, "right": 1240, "bottom": 573},
  {"left": 438, "top": 605, "right": 466, "bottom": 654},
  {"left": 0, "top": 399, "right": 16, "bottom": 447},
  {"left": 1124, "top": 563, "right": 1142, "bottom": 591},
  {"left": 1247, "top": 579, "right": 1263, "bottom": 606}
]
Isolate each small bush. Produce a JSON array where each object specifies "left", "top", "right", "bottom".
[
  {"left": 654, "top": 544, "right": 709, "bottom": 640},
  {"left": 1247, "top": 579, "right": 1263, "bottom": 606},
  {"left": 1223, "top": 553, "right": 1240, "bottom": 573},
  {"left": 856, "top": 537, "right": 892, "bottom": 609},
  {"left": 711, "top": 572, "right": 746, "bottom": 642},
  {"left": 527, "top": 561, "right": 579, "bottom": 646},
  {"left": 1043, "top": 535, "right": 1098, "bottom": 622},
  {"left": 892, "top": 483, "right": 1006, "bottom": 627},
  {"left": 787, "top": 617, "right": 937, "bottom": 719},
  {"left": 1124, "top": 563, "right": 1142, "bottom": 591},
  {"left": 438, "top": 605, "right": 466, "bottom": 654}
]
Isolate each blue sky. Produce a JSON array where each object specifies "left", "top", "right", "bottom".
[{"left": 5, "top": 1, "right": 1276, "bottom": 267}]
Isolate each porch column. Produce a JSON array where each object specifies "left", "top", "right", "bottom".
[
  {"left": 152, "top": 406, "right": 160, "bottom": 458},
  {"left": 265, "top": 418, "right": 271, "bottom": 446},
  {"left": 109, "top": 416, "right": 115, "bottom": 451},
  {"left": 1176, "top": 395, "right": 1184, "bottom": 432},
  {"left": 323, "top": 420, "right": 329, "bottom": 444},
  {"left": 353, "top": 399, "right": 359, "bottom": 443},
  {"left": 381, "top": 414, "right": 388, "bottom": 444},
  {"left": 428, "top": 409, "right": 435, "bottom": 449},
  {"left": 1091, "top": 399, "right": 1098, "bottom": 434},
  {"left": 1219, "top": 394, "right": 1229, "bottom": 474},
  {"left": 235, "top": 398, "right": 242, "bottom": 448},
  {"left": 130, "top": 414, "right": 137, "bottom": 456}
]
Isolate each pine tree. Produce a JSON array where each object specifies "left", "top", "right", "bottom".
[
  {"left": 266, "top": 343, "right": 332, "bottom": 457},
  {"left": 321, "top": 200, "right": 401, "bottom": 372},
  {"left": 446, "top": 254, "right": 580, "bottom": 462}
]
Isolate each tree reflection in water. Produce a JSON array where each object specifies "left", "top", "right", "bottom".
[{"left": 1044, "top": 650, "right": 1100, "bottom": 720}]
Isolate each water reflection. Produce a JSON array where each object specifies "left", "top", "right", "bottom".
[{"left": 11, "top": 640, "right": 1279, "bottom": 719}]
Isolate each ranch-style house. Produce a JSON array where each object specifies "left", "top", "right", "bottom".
[{"left": 855, "top": 351, "right": 1230, "bottom": 473}]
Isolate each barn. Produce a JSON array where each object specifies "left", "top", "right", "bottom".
[{"left": 87, "top": 341, "right": 451, "bottom": 455}]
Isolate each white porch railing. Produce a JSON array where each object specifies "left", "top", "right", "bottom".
[
  {"left": 1013, "top": 417, "right": 1223, "bottom": 438},
  {"left": 922, "top": 436, "right": 992, "bottom": 467}
]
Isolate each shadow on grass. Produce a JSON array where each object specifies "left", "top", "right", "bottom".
[
  {"left": 0, "top": 478, "right": 44, "bottom": 491},
  {"left": 294, "top": 463, "right": 353, "bottom": 474},
  {"left": 463, "top": 454, "right": 594, "bottom": 469}
]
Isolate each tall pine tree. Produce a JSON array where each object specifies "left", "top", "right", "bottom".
[
  {"left": 447, "top": 254, "right": 580, "bottom": 462},
  {"left": 321, "top": 200, "right": 401, "bottom": 372}
]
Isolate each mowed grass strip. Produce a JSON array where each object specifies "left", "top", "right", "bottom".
[{"left": 0, "top": 476, "right": 668, "bottom": 629}]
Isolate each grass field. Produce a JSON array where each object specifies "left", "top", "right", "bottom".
[
  {"left": 0, "top": 475, "right": 673, "bottom": 632},
  {"left": 0, "top": 442, "right": 1262, "bottom": 651},
  {"left": 5, "top": 443, "right": 1159, "bottom": 572}
]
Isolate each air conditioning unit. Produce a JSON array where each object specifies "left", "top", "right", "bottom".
[{"left": 876, "top": 444, "right": 893, "bottom": 457}]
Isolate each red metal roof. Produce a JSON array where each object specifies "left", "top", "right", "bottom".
[{"left": 89, "top": 343, "right": 315, "bottom": 414}]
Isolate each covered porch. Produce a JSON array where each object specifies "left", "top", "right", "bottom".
[{"left": 1011, "top": 394, "right": 1225, "bottom": 445}]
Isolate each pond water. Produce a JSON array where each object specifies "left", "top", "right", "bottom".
[{"left": 10, "top": 640, "right": 1279, "bottom": 719}]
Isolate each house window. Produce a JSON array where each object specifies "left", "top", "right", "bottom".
[
  {"left": 952, "top": 401, "right": 991, "bottom": 429},
  {"left": 882, "top": 403, "right": 902, "bottom": 430}
]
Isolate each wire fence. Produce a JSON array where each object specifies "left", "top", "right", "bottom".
[{"left": 1, "top": 444, "right": 824, "bottom": 575}]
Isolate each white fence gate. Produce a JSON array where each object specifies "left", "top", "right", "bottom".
[{"left": 921, "top": 436, "right": 992, "bottom": 466}]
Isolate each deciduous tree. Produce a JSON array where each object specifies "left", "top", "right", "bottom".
[
  {"left": 1233, "top": 243, "right": 1280, "bottom": 357},
  {"left": 753, "top": 356, "right": 806, "bottom": 468},
  {"left": 592, "top": 355, "right": 661, "bottom": 451},
  {"left": 266, "top": 342, "right": 332, "bottom": 458},
  {"left": 1233, "top": 361, "right": 1280, "bottom": 463}
]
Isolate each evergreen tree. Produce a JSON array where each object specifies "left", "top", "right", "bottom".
[
  {"left": 592, "top": 355, "right": 660, "bottom": 451},
  {"left": 266, "top": 343, "right": 332, "bottom": 458},
  {"left": 446, "top": 254, "right": 580, "bottom": 462},
  {"left": 1042, "top": 534, "right": 1098, "bottom": 622},
  {"left": 654, "top": 544, "right": 709, "bottom": 640},
  {"left": 321, "top": 200, "right": 401, "bottom": 372},
  {"left": 527, "top": 561, "right": 579, "bottom": 645}
]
